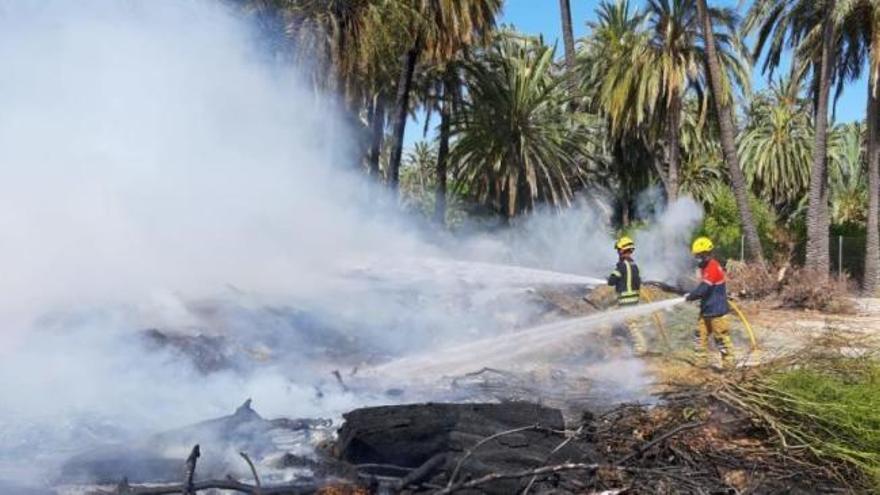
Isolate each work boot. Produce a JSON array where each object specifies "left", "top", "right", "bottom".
[{"left": 715, "top": 334, "right": 736, "bottom": 370}]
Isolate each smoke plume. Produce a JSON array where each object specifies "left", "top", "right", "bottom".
[{"left": 0, "top": 0, "right": 704, "bottom": 488}]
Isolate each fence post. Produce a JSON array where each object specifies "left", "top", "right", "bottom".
[
  {"left": 838, "top": 235, "right": 843, "bottom": 279},
  {"left": 740, "top": 235, "right": 745, "bottom": 262}
]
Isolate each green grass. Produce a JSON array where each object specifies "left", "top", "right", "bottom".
[
  {"left": 769, "top": 362, "right": 880, "bottom": 480},
  {"left": 730, "top": 354, "right": 880, "bottom": 487}
]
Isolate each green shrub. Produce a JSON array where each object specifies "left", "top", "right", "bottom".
[{"left": 698, "top": 185, "right": 777, "bottom": 261}]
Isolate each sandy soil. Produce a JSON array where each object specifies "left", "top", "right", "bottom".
[{"left": 736, "top": 297, "right": 880, "bottom": 350}]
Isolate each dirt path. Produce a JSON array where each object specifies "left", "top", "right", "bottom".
[{"left": 739, "top": 297, "right": 880, "bottom": 351}]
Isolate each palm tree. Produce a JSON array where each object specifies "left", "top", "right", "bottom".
[
  {"left": 265, "top": 1, "right": 399, "bottom": 100},
  {"left": 582, "top": 0, "right": 748, "bottom": 205},
  {"left": 559, "top": 0, "right": 576, "bottom": 70},
  {"left": 366, "top": 93, "right": 387, "bottom": 177},
  {"left": 739, "top": 77, "right": 813, "bottom": 211},
  {"left": 449, "top": 34, "right": 594, "bottom": 218},
  {"left": 578, "top": 0, "right": 652, "bottom": 222},
  {"left": 385, "top": 0, "right": 502, "bottom": 192},
  {"left": 828, "top": 122, "right": 868, "bottom": 227},
  {"left": 805, "top": 0, "right": 839, "bottom": 276},
  {"left": 834, "top": 0, "right": 880, "bottom": 292},
  {"left": 416, "top": 62, "right": 463, "bottom": 225},
  {"left": 644, "top": 0, "right": 749, "bottom": 202},
  {"left": 868, "top": 60, "right": 880, "bottom": 293},
  {"left": 745, "top": 0, "right": 845, "bottom": 275},
  {"left": 400, "top": 141, "right": 447, "bottom": 218},
  {"left": 400, "top": 141, "right": 438, "bottom": 205},
  {"left": 435, "top": 72, "right": 454, "bottom": 225},
  {"left": 696, "top": 0, "right": 765, "bottom": 264},
  {"left": 245, "top": 0, "right": 412, "bottom": 178},
  {"left": 868, "top": 68, "right": 880, "bottom": 293},
  {"left": 579, "top": 0, "right": 648, "bottom": 136},
  {"left": 680, "top": 99, "right": 728, "bottom": 204}
]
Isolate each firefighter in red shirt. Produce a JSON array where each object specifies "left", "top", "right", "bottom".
[{"left": 685, "top": 237, "right": 735, "bottom": 368}]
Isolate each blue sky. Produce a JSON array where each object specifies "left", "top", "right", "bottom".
[{"left": 406, "top": 0, "right": 867, "bottom": 147}]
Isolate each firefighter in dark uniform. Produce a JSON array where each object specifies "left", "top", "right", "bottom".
[
  {"left": 686, "top": 236, "right": 735, "bottom": 368},
  {"left": 607, "top": 236, "right": 647, "bottom": 355}
]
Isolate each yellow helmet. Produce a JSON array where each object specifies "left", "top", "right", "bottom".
[
  {"left": 691, "top": 236, "right": 714, "bottom": 255},
  {"left": 615, "top": 236, "right": 635, "bottom": 251}
]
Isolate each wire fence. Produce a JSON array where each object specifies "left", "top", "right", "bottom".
[
  {"left": 731, "top": 235, "right": 867, "bottom": 282},
  {"left": 830, "top": 235, "right": 866, "bottom": 281}
]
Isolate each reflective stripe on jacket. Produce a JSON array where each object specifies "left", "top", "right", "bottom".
[{"left": 608, "top": 259, "right": 640, "bottom": 306}]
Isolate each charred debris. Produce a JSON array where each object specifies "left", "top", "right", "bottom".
[
  {"left": 75, "top": 392, "right": 850, "bottom": 495},
  {"left": 40, "top": 290, "right": 876, "bottom": 494}
]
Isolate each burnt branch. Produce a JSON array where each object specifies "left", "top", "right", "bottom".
[
  {"left": 102, "top": 444, "right": 326, "bottom": 495},
  {"left": 354, "top": 463, "right": 414, "bottom": 473},
  {"left": 239, "top": 452, "right": 261, "bottom": 495},
  {"left": 614, "top": 421, "right": 704, "bottom": 465},
  {"left": 184, "top": 445, "right": 200, "bottom": 495},
  {"left": 331, "top": 369, "right": 349, "bottom": 392},
  {"left": 444, "top": 423, "right": 539, "bottom": 489},
  {"left": 397, "top": 453, "right": 447, "bottom": 490},
  {"left": 435, "top": 463, "right": 702, "bottom": 494},
  {"left": 522, "top": 424, "right": 585, "bottom": 494},
  {"left": 108, "top": 478, "right": 319, "bottom": 494},
  {"left": 436, "top": 463, "right": 602, "bottom": 494}
]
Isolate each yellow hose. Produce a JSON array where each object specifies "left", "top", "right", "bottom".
[
  {"left": 728, "top": 299, "right": 759, "bottom": 352},
  {"left": 640, "top": 288, "right": 758, "bottom": 354},
  {"left": 640, "top": 289, "right": 671, "bottom": 350}
]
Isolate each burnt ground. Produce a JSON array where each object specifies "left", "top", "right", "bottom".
[
  {"left": 37, "top": 288, "right": 878, "bottom": 494},
  {"left": 326, "top": 288, "right": 873, "bottom": 493},
  {"left": 336, "top": 396, "right": 848, "bottom": 494}
]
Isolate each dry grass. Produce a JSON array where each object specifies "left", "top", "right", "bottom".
[
  {"left": 779, "top": 268, "right": 855, "bottom": 314},
  {"left": 725, "top": 263, "right": 855, "bottom": 314},
  {"left": 726, "top": 261, "right": 779, "bottom": 299}
]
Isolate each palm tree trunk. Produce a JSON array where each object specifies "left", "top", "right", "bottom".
[
  {"left": 865, "top": 78, "right": 879, "bottom": 293},
  {"left": 387, "top": 42, "right": 420, "bottom": 190},
  {"left": 507, "top": 171, "right": 519, "bottom": 219},
  {"left": 613, "top": 140, "right": 631, "bottom": 226},
  {"left": 666, "top": 92, "right": 682, "bottom": 204},
  {"left": 434, "top": 76, "right": 452, "bottom": 225},
  {"left": 805, "top": 1, "right": 836, "bottom": 277},
  {"left": 368, "top": 94, "right": 385, "bottom": 178},
  {"left": 559, "top": 0, "right": 576, "bottom": 70},
  {"left": 695, "top": 0, "right": 765, "bottom": 265}
]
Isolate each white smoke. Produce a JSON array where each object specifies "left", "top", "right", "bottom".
[
  {"left": 632, "top": 194, "right": 704, "bottom": 283},
  {"left": 0, "top": 0, "right": 704, "bottom": 488},
  {"left": 0, "top": 0, "right": 424, "bottom": 483},
  {"left": 461, "top": 192, "right": 703, "bottom": 285},
  {"left": 0, "top": 0, "right": 403, "bottom": 330}
]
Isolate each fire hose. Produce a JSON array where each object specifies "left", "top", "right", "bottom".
[
  {"left": 728, "top": 299, "right": 759, "bottom": 352},
  {"left": 643, "top": 281, "right": 759, "bottom": 353}
]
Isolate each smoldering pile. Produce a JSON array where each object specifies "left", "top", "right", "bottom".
[
  {"left": 57, "top": 399, "right": 336, "bottom": 487},
  {"left": 13, "top": 282, "right": 855, "bottom": 495},
  {"left": 70, "top": 391, "right": 849, "bottom": 495},
  {"left": 7, "top": 281, "right": 658, "bottom": 494}
]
